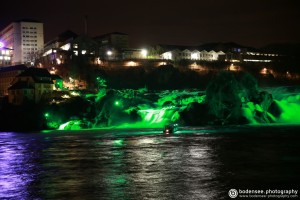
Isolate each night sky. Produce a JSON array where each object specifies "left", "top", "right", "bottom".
[{"left": 1, "top": 0, "right": 300, "bottom": 48}]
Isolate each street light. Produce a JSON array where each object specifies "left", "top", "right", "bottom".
[
  {"left": 106, "top": 50, "right": 113, "bottom": 60},
  {"left": 107, "top": 50, "right": 112, "bottom": 56},
  {"left": 141, "top": 49, "right": 147, "bottom": 58}
]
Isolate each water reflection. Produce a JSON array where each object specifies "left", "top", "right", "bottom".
[
  {"left": 0, "top": 131, "right": 222, "bottom": 199},
  {"left": 0, "top": 132, "right": 43, "bottom": 199},
  {"left": 2, "top": 127, "right": 298, "bottom": 199}
]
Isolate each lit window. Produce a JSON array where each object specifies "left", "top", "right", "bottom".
[
  {"left": 60, "top": 43, "right": 70, "bottom": 51},
  {"left": 191, "top": 53, "right": 198, "bottom": 60},
  {"left": 81, "top": 50, "right": 87, "bottom": 54}
]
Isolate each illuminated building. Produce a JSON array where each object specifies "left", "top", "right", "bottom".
[
  {"left": 161, "top": 49, "right": 180, "bottom": 60},
  {"left": 161, "top": 49, "right": 225, "bottom": 61},
  {"left": 160, "top": 43, "right": 279, "bottom": 63},
  {"left": 42, "top": 31, "right": 98, "bottom": 65},
  {"left": 242, "top": 51, "right": 279, "bottom": 63},
  {"left": 0, "top": 19, "right": 44, "bottom": 65},
  {"left": 0, "top": 42, "right": 13, "bottom": 67},
  {"left": 42, "top": 30, "right": 78, "bottom": 64},
  {"left": 94, "top": 32, "right": 129, "bottom": 59},
  {"left": 8, "top": 68, "right": 53, "bottom": 105}
]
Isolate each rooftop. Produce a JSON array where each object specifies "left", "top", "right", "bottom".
[
  {"left": 0, "top": 65, "right": 27, "bottom": 73},
  {"left": 8, "top": 81, "right": 34, "bottom": 90},
  {"left": 17, "top": 67, "right": 52, "bottom": 78}
]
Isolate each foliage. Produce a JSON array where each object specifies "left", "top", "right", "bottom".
[{"left": 206, "top": 71, "right": 243, "bottom": 124}]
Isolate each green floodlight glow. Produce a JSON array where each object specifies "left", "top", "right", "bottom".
[
  {"left": 57, "top": 120, "right": 82, "bottom": 130},
  {"left": 53, "top": 89, "right": 207, "bottom": 131},
  {"left": 113, "top": 139, "right": 124, "bottom": 147},
  {"left": 51, "top": 85, "right": 300, "bottom": 131},
  {"left": 275, "top": 96, "right": 300, "bottom": 123},
  {"left": 114, "top": 175, "right": 126, "bottom": 184},
  {"left": 55, "top": 80, "right": 63, "bottom": 89},
  {"left": 137, "top": 107, "right": 179, "bottom": 127},
  {"left": 240, "top": 94, "right": 300, "bottom": 124},
  {"left": 96, "top": 76, "right": 107, "bottom": 88},
  {"left": 59, "top": 121, "right": 70, "bottom": 130}
]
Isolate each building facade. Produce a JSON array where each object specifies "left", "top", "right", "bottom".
[
  {"left": 0, "top": 20, "right": 44, "bottom": 65},
  {"left": 42, "top": 31, "right": 98, "bottom": 65},
  {"left": 0, "top": 43, "right": 13, "bottom": 67},
  {"left": 0, "top": 65, "right": 27, "bottom": 97},
  {"left": 8, "top": 68, "right": 53, "bottom": 105},
  {"left": 94, "top": 32, "right": 129, "bottom": 59},
  {"left": 161, "top": 49, "right": 225, "bottom": 61}
]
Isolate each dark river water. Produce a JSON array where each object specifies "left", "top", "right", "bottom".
[{"left": 0, "top": 125, "right": 299, "bottom": 199}]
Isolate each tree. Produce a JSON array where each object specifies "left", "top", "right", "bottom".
[{"left": 148, "top": 45, "right": 164, "bottom": 59}]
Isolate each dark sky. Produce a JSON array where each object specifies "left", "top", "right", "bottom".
[{"left": 1, "top": 0, "right": 300, "bottom": 48}]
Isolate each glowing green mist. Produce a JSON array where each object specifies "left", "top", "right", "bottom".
[
  {"left": 52, "top": 89, "right": 206, "bottom": 130},
  {"left": 46, "top": 84, "right": 300, "bottom": 131},
  {"left": 58, "top": 120, "right": 83, "bottom": 130},
  {"left": 241, "top": 90, "right": 300, "bottom": 124},
  {"left": 275, "top": 94, "right": 300, "bottom": 123}
]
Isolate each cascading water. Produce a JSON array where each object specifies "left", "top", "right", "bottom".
[
  {"left": 239, "top": 85, "right": 300, "bottom": 125},
  {"left": 267, "top": 87, "right": 300, "bottom": 124},
  {"left": 275, "top": 98, "right": 300, "bottom": 123},
  {"left": 51, "top": 73, "right": 300, "bottom": 130},
  {"left": 137, "top": 107, "right": 179, "bottom": 127}
]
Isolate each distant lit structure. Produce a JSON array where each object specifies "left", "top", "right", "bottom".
[
  {"left": 41, "top": 30, "right": 99, "bottom": 83},
  {"left": 260, "top": 67, "right": 273, "bottom": 75},
  {"left": 242, "top": 51, "right": 278, "bottom": 63},
  {"left": 189, "top": 62, "right": 206, "bottom": 71},
  {"left": 42, "top": 30, "right": 78, "bottom": 66},
  {"left": 141, "top": 49, "right": 148, "bottom": 58},
  {"left": 125, "top": 61, "right": 138, "bottom": 67},
  {"left": 0, "top": 19, "right": 44, "bottom": 65},
  {"left": 0, "top": 44, "right": 13, "bottom": 67},
  {"left": 159, "top": 44, "right": 279, "bottom": 63},
  {"left": 161, "top": 49, "right": 225, "bottom": 61},
  {"left": 43, "top": 31, "right": 98, "bottom": 64},
  {"left": 94, "top": 32, "right": 129, "bottom": 60},
  {"left": 228, "top": 64, "right": 240, "bottom": 71}
]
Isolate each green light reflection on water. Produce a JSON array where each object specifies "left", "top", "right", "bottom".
[{"left": 113, "top": 139, "right": 124, "bottom": 147}]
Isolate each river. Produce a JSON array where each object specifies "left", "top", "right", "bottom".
[{"left": 0, "top": 125, "right": 299, "bottom": 199}]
